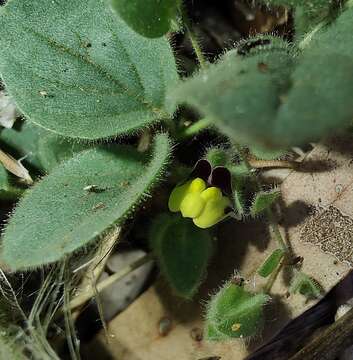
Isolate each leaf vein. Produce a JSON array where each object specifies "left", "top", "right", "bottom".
[{"left": 23, "top": 26, "right": 168, "bottom": 118}]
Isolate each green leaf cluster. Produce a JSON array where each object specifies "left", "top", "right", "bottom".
[{"left": 205, "top": 281, "right": 270, "bottom": 340}]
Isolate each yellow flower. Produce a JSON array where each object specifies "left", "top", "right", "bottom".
[{"left": 168, "top": 178, "right": 230, "bottom": 229}]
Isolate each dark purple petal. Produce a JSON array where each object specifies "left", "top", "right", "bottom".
[
  {"left": 189, "top": 159, "right": 212, "bottom": 182},
  {"left": 210, "top": 166, "right": 233, "bottom": 195}
]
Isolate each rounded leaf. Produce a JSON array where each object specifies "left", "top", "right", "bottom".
[
  {"left": 150, "top": 214, "right": 213, "bottom": 298},
  {"left": 1, "top": 134, "right": 171, "bottom": 270},
  {"left": 0, "top": 0, "right": 178, "bottom": 139}
]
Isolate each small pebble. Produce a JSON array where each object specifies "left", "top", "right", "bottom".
[
  {"left": 158, "top": 317, "right": 172, "bottom": 337},
  {"left": 190, "top": 327, "right": 203, "bottom": 342}
]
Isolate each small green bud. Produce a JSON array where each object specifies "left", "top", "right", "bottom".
[
  {"left": 229, "top": 163, "right": 252, "bottom": 178},
  {"left": 205, "top": 281, "right": 270, "bottom": 340},
  {"left": 257, "top": 249, "right": 285, "bottom": 278},
  {"left": 205, "top": 147, "right": 231, "bottom": 167}
]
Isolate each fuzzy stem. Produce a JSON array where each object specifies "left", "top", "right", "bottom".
[
  {"left": 262, "top": 258, "right": 285, "bottom": 294},
  {"left": 233, "top": 143, "right": 291, "bottom": 294},
  {"left": 233, "top": 143, "right": 288, "bottom": 252},
  {"left": 180, "top": 6, "right": 207, "bottom": 69},
  {"left": 178, "top": 117, "right": 213, "bottom": 139},
  {"left": 67, "top": 253, "right": 154, "bottom": 312},
  {"left": 266, "top": 209, "right": 288, "bottom": 252}
]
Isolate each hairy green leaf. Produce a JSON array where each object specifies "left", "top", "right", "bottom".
[
  {"left": 150, "top": 213, "right": 213, "bottom": 298},
  {"left": 205, "top": 281, "right": 270, "bottom": 340},
  {"left": 0, "top": 0, "right": 178, "bottom": 140},
  {"left": 1, "top": 133, "right": 171, "bottom": 270},
  {"left": 171, "top": 36, "right": 295, "bottom": 150},
  {"left": 231, "top": 175, "right": 248, "bottom": 217},
  {"left": 205, "top": 147, "right": 232, "bottom": 168},
  {"left": 289, "top": 270, "right": 323, "bottom": 299},
  {"left": 250, "top": 189, "right": 281, "bottom": 217},
  {"left": 275, "top": 6, "right": 353, "bottom": 145},
  {"left": 111, "top": 0, "right": 180, "bottom": 38},
  {"left": 257, "top": 248, "right": 284, "bottom": 278}
]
